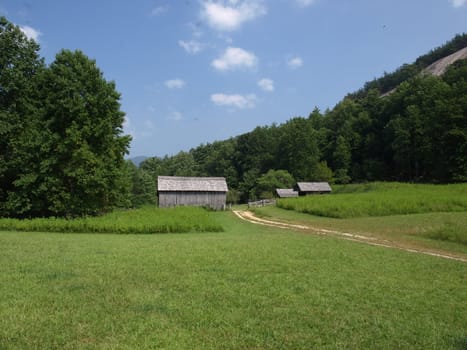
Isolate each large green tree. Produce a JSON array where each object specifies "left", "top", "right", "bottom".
[
  {"left": 1, "top": 33, "right": 131, "bottom": 217},
  {"left": 0, "top": 17, "right": 44, "bottom": 216},
  {"left": 35, "top": 50, "right": 131, "bottom": 216}
]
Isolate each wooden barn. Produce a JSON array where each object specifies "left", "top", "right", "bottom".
[
  {"left": 295, "top": 182, "right": 332, "bottom": 196},
  {"left": 275, "top": 188, "right": 299, "bottom": 198},
  {"left": 157, "top": 176, "right": 228, "bottom": 210}
]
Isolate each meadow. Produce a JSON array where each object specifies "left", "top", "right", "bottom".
[
  {"left": 1, "top": 211, "right": 466, "bottom": 349},
  {"left": 0, "top": 206, "right": 223, "bottom": 234},
  {"left": 277, "top": 182, "right": 467, "bottom": 219},
  {"left": 276, "top": 182, "right": 467, "bottom": 247},
  {"left": 1, "top": 183, "right": 467, "bottom": 349}
]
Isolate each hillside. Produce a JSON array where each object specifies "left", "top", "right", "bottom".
[
  {"left": 424, "top": 46, "right": 467, "bottom": 76},
  {"left": 380, "top": 45, "right": 467, "bottom": 97},
  {"left": 351, "top": 33, "right": 467, "bottom": 99},
  {"left": 137, "top": 34, "right": 467, "bottom": 203}
]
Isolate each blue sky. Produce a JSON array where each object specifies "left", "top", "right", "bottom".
[{"left": 1, "top": 0, "right": 466, "bottom": 157}]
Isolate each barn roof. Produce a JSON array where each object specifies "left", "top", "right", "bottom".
[
  {"left": 296, "top": 182, "right": 332, "bottom": 192},
  {"left": 276, "top": 188, "right": 299, "bottom": 198},
  {"left": 157, "top": 176, "right": 228, "bottom": 192}
]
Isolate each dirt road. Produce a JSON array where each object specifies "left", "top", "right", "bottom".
[{"left": 233, "top": 210, "right": 467, "bottom": 263}]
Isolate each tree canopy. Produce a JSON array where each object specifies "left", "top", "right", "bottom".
[{"left": 0, "top": 17, "right": 131, "bottom": 217}]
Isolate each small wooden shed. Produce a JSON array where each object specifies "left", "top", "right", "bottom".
[
  {"left": 157, "top": 176, "right": 228, "bottom": 210},
  {"left": 295, "top": 182, "right": 332, "bottom": 196},
  {"left": 275, "top": 188, "right": 299, "bottom": 198}
]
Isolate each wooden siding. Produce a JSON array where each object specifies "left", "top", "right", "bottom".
[
  {"left": 158, "top": 191, "right": 227, "bottom": 210},
  {"left": 157, "top": 176, "right": 228, "bottom": 210}
]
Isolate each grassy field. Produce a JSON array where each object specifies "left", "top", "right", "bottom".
[
  {"left": 277, "top": 182, "right": 467, "bottom": 218},
  {"left": 276, "top": 182, "right": 467, "bottom": 247},
  {"left": 0, "top": 206, "right": 223, "bottom": 234},
  {"left": 1, "top": 211, "right": 466, "bottom": 349},
  {"left": 254, "top": 206, "right": 467, "bottom": 255}
]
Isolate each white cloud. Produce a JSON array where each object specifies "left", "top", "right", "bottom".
[
  {"left": 212, "top": 47, "right": 257, "bottom": 71},
  {"left": 258, "top": 78, "right": 274, "bottom": 92},
  {"left": 450, "top": 0, "right": 467, "bottom": 7},
  {"left": 179, "top": 39, "right": 204, "bottom": 54},
  {"left": 165, "top": 79, "right": 186, "bottom": 89},
  {"left": 122, "top": 116, "right": 136, "bottom": 139},
  {"left": 19, "top": 25, "right": 41, "bottom": 42},
  {"left": 287, "top": 56, "right": 303, "bottom": 69},
  {"left": 211, "top": 93, "right": 257, "bottom": 109},
  {"left": 168, "top": 110, "right": 183, "bottom": 121},
  {"left": 200, "top": 0, "right": 266, "bottom": 31},
  {"left": 144, "top": 120, "right": 155, "bottom": 129},
  {"left": 150, "top": 5, "right": 168, "bottom": 16},
  {"left": 296, "top": 0, "right": 316, "bottom": 7}
]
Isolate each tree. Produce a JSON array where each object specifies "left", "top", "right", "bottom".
[
  {"left": 385, "top": 75, "right": 454, "bottom": 181},
  {"left": 126, "top": 161, "right": 156, "bottom": 207},
  {"left": 7, "top": 50, "right": 131, "bottom": 217},
  {"left": 0, "top": 17, "right": 44, "bottom": 216},
  {"left": 332, "top": 136, "right": 351, "bottom": 183},
  {"left": 255, "top": 169, "right": 295, "bottom": 199},
  {"left": 277, "top": 117, "right": 320, "bottom": 181}
]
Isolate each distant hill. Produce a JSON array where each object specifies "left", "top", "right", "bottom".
[
  {"left": 381, "top": 45, "right": 467, "bottom": 97},
  {"left": 129, "top": 156, "right": 149, "bottom": 167},
  {"left": 350, "top": 33, "right": 467, "bottom": 99}
]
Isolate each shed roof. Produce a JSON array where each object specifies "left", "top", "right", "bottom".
[
  {"left": 158, "top": 176, "right": 228, "bottom": 192},
  {"left": 296, "top": 182, "right": 332, "bottom": 192},
  {"left": 276, "top": 188, "right": 299, "bottom": 198}
]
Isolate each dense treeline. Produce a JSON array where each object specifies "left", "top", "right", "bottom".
[
  {"left": 0, "top": 17, "right": 131, "bottom": 217},
  {"left": 140, "top": 35, "right": 467, "bottom": 203}
]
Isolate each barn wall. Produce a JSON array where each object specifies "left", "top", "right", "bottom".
[{"left": 158, "top": 191, "right": 226, "bottom": 210}]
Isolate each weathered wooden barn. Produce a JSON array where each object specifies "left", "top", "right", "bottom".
[
  {"left": 275, "top": 188, "right": 299, "bottom": 198},
  {"left": 295, "top": 182, "right": 332, "bottom": 196},
  {"left": 157, "top": 176, "right": 228, "bottom": 210}
]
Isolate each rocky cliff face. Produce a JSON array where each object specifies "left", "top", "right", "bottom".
[
  {"left": 380, "top": 45, "right": 467, "bottom": 97},
  {"left": 423, "top": 46, "right": 467, "bottom": 76}
]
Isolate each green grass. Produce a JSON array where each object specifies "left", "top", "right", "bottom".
[
  {"left": 1, "top": 212, "right": 466, "bottom": 349},
  {"left": 278, "top": 182, "right": 467, "bottom": 219},
  {"left": 254, "top": 205, "right": 467, "bottom": 255},
  {"left": 0, "top": 206, "right": 223, "bottom": 234},
  {"left": 276, "top": 182, "right": 467, "bottom": 247},
  {"left": 424, "top": 221, "right": 467, "bottom": 245}
]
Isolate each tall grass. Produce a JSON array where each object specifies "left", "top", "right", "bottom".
[
  {"left": 424, "top": 222, "right": 467, "bottom": 246},
  {"left": 277, "top": 182, "right": 467, "bottom": 219},
  {"left": 0, "top": 206, "right": 223, "bottom": 234}
]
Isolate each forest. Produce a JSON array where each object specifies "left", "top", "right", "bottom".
[{"left": 1, "top": 14, "right": 466, "bottom": 216}]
